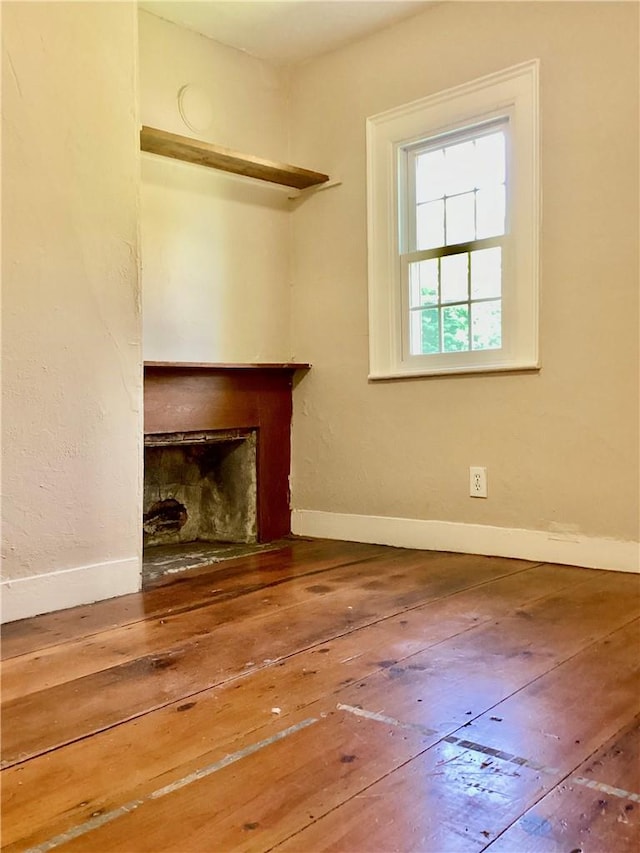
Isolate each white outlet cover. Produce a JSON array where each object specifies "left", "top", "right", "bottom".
[{"left": 469, "top": 466, "right": 488, "bottom": 498}]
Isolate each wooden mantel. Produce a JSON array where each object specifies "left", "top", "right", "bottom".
[
  {"left": 144, "top": 362, "right": 311, "bottom": 370},
  {"left": 143, "top": 362, "right": 310, "bottom": 542}
]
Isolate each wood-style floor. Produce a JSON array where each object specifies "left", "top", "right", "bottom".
[{"left": 1, "top": 538, "right": 639, "bottom": 852}]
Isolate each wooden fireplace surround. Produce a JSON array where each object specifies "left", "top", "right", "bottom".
[{"left": 144, "top": 362, "right": 310, "bottom": 542}]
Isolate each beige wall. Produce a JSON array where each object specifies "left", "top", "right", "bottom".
[
  {"left": 289, "top": 2, "right": 639, "bottom": 544},
  {"left": 1, "top": 3, "right": 141, "bottom": 606},
  {"left": 139, "top": 12, "right": 293, "bottom": 363}
]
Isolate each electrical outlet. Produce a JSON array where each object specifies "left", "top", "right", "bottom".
[{"left": 469, "top": 466, "right": 488, "bottom": 498}]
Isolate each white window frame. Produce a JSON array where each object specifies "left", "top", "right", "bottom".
[{"left": 366, "top": 60, "right": 540, "bottom": 379}]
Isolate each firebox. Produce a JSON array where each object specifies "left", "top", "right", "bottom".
[{"left": 143, "top": 429, "right": 257, "bottom": 550}]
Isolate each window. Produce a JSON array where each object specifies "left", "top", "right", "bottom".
[
  {"left": 367, "top": 61, "right": 539, "bottom": 378},
  {"left": 404, "top": 122, "right": 506, "bottom": 357}
]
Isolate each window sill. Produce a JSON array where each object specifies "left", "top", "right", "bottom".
[{"left": 368, "top": 361, "right": 541, "bottom": 381}]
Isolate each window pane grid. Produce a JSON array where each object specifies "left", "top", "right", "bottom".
[
  {"left": 410, "top": 300, "right": 502, "bottom": 354},
  {"left": 413, "top": 127, "right": 506, "bottom": 252},
  {"left": 407, "top": 245, "right": 502, "bottom": 355},
  {"left": 415, "top": 184, "right": 506, "bottom": 248}
]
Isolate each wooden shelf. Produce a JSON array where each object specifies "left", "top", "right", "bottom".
[{"left": 140, "top": 126, "right": 329, "bottom": 190}]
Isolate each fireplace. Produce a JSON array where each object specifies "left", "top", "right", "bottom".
[
  {"left": 143, "top": 362, "right": 309, "bottom": 569},
  {"left": 143, "top": 429, "right": 257, "bottom": 548}
]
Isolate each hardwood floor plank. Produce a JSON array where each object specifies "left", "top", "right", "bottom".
[
  {"left": 276, "top": 733, "right": 546, "bottom": 853},
  {"left": 1, "top": 552, "right": 534, "bottom": 765},
  {"left": 0, "top": 564, "right": 587, "bottom": 849},
  {"left": 35, "top": 713, "right": 437, "bottom": 853},
  {"left": 1, "top": 549, "right": 535, "bottom": 701},
  {"left": 330, "top": 572, "right": 640, "bottom": 735},
  {"left": 0, "top": 545, "right": 411, "bottom": 698},
  {"left": 458, "top": 618, "right": 640, "bottom": 773},
  {"left": 276, "top": 620, "right": 640, "bottom": 853},
  {"left": 486, "top": 717, "right": 640, "bottom": 852},
  {"left": 1, "top": 542, "right": 638, "bottom": 853},
  {"left": 0, "top": 540, "right": 384, "bottom": 660}
]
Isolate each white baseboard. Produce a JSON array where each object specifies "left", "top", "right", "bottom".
[
  {"left": 0, "top": 557, "right": 141, "bottom": 624},
  {"left": 291, "top": 510, "right": 639, "bottom": 574}
]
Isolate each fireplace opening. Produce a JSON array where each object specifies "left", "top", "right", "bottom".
[{"left": 143, "top": 429, "right": 260, "bottom": 579}]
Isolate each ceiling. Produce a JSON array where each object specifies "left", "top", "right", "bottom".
[{"left": 138, "top": 1, "right": 434, "bottom": 66}]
